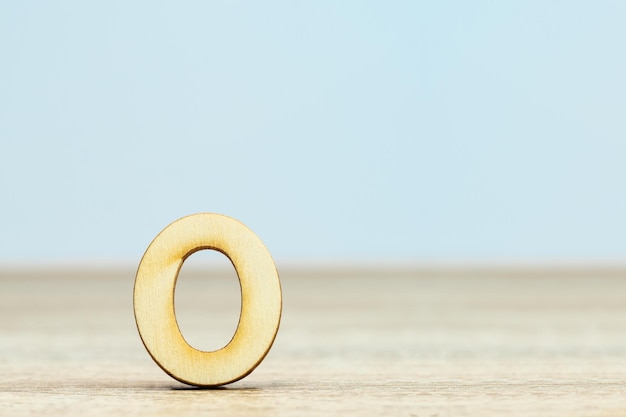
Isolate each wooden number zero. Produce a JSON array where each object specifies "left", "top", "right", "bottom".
[{"left": 133, "top": 213, "right": 282, "bottom": 387}]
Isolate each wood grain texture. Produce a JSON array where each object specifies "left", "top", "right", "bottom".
[
  {"left": 2, "top": 266, "right": 626, "bottom": 416},
  {"left": 134, "top": 213, "right": 282, "bottom": 387}
]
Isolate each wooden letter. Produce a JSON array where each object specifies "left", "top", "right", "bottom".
[{"left": 133, "top": 213, "right": 282, "bottom": 387}]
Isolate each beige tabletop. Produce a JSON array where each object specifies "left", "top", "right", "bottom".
[{"left": 1, "top": 265, "right": 626, "bottom": 416}]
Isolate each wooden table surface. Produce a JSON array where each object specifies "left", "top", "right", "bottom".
[{"left": 2, "top": 265, "right": 626, "bottom": 416}]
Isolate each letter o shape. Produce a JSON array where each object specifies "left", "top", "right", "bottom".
[{"left": 133, "top": 213, "right": 282, "bottom": 387}]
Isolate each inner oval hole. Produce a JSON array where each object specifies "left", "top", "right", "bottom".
[{"left": 175, "top": 248, "right": 242, "bottom": 352}]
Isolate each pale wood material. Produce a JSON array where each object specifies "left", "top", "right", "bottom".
[
  {"left": 134, "top": 213, "right": 282, "bottom": 387},
  {"left": 2, "top": 266, "right": 626, "bottom": 416}
]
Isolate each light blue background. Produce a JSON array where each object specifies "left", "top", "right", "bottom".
[{"left": 1, "top": 2, "right": 625, "bottom": 262}]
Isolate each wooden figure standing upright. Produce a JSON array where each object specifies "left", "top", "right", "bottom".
[{"left": 133, "top": 213, "right": 282, "bottom": 387}]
